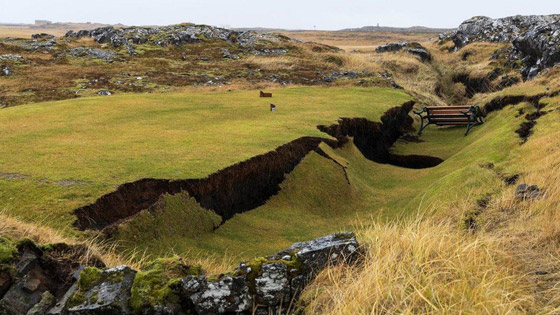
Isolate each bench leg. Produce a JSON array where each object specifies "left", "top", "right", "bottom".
[{"left": 418, "top": 119, "right": 429, "bottom": 135}]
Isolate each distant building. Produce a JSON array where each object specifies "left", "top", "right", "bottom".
[{"left": 35, "top": 20, "right": 52, "bottom": 26}]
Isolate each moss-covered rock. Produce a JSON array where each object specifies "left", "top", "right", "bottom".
[
  {"left": 66, "top": 265, "right": 136, "bottom": 314},
  {"left": 0, "top": 237, "right": 16, "bottom": 266},
  {"left": 129, "top": 257, "right": 203, "bottom": 314}
]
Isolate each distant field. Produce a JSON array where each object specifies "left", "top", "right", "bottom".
[
  {"left": 0, "top": 23, "right": 107, "bottom": 38},
  {"left": 281, "top": 31, "right": 436, "bottom": 51}
]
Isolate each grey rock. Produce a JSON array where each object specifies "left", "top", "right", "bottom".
[
  {"left": 27, "top": 291, "right": 55, "bottom": 315},
  {"left": 47, "top": 283, "right": 77, "bottom": 315},
  {"left": 31, "top": 33, "right": 55, "bottom": 40},
  {"left": 69, "top": 48, "right": 117, "bottom": 62},
  {"left": 189, "top": 275, "right": 252, "bottom": 314},
  {"left": 442, "top": 15, "right": 560, "bottom": 79},
  {"left": 250, "top": 48, "right": 289, "bottom": 55},
  {"left": 64, "top": 23, "right": 287, "bottom": 49},
  {"left": 16, "top": 251, "right": 39, "bottom": 277},
  {"left": 1, "top": 66, "right": 13, "bottom": 76},
  {"left": 376, "top": 42, "right": 431, "bottom": 62},
  {"left": 515, "top": 184, "right": 543, "bottom": 200},
  {"left": 0, "top": 55, "right": 24, "bottom": 63},
  {"left": 376, "top": 42, "right": 408, "bottom": 53},
  {"left": 4, "top": 233, "right": 360, "bottom": 315},
  {"left": 97, "top": 90, "right": 112, "bottom": 96},
  {"left": 255, "top": 263, "right": 289, "bottom": 306},
  {"left": 407, "top": 48, "right": 432, "bottom": 62},
  {"left": 276, "top": 232, "right": 360, "bottom": 275},
  {"left": 0, "top": 272, "right": 11, "bottom": 299},
  {"left": 65, "top": 265, "right": 136, "bottom": 314},
  {"left": 0, "top": 281, "right": 43, "bottom": 315}
]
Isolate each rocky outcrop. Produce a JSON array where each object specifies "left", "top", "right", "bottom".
[
  {"left": 441, "top": 15, "right": 560, "bottom": 79},
  {"left": 0, "top": 55, "right": 24, "bottom": 63},
  {"left": 65, "top": 24, "right": 287, "bottom": 48},
  {"left": 0, "top": 239, "right": 105, "bottom": 315},
  {"left": 376, "top": 42, "right": 432, "bottom": 62},
  {"left": 0, "top": 233, "right": 361, "bottom": 314},
  {"left": 69, "top": 48, "right": 117, "bottom": 63}
]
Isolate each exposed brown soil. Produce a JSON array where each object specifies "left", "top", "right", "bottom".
[
  {"left": 6, "top": 241, "right": 105, "bottom": 300},
  {"left": 452, "top": 73, "right": 492, "bottom": 98},
  {"left": 317, "top": 101, "right": 444, "bottom": 169},
  {"left": 74, "top": 136, "right": 334, "bottom": 231},
  {"left": 483, "top": 94, "right": 545, "bottom": 114},
  {"left": 483, "top": 91, "right": 559, "bottom": 142},
  {"left": 74, "top": 101, "right": 439, "bottom": 233}
]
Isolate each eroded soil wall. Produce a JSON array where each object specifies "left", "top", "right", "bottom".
[{"left": 74, "top": 101, "right": 436, "bottom": 232}]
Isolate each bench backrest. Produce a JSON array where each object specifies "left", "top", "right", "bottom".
[{"left": 425, "top": 106, "right": 473, "bottom": 116}]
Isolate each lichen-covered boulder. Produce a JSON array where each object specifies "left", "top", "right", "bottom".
[
  {"left": 441, "top": 15, "right": 560, "bottom": 79},
  {"left": 255, "top": 263, "right": 290, "bottom": 306},
  {"left": 188, "top": 275, "right": 252, "bottom": 314},
  {"left": 64, "top": 266, "right": 136, "bottom": 314},
  {"left": 274, "top": 232, "right": 360, "bottom": 275}
]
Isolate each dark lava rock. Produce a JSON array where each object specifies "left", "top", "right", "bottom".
[
  {"left": 64, "top": 24, "right": 288, "bottom": 49},
  {"left": 0, "top": 233, "right": 359, "bottom": 314},
  {"left": 69, "top": 48, "right": 117, "bottom": 62},
  {"left": 515, "top": 184, "right": 542, "bottom": 200},
  {"left": 27, "top": 291, "right": 55, "bottom": 315},
  {"left": 441, "top": 15, "right": 560, "bottom": 79},
  {"left": 0, "top": 55, "right": 24, "bottom": 63},
  {"left": 1, "top": 65, "right": 12, "bottom": 76},
  {"left": 31, "top": 33, "right": 55, "bottom": 40},
  {"left": 376, "top": 42, "right": 431, "bottom": 62},
  {"left": 497, "top": 75, "right": 520, "bottom": 89},
  {"left": 97, "top": 90, "right": 113, "bottom": 96},
  {"left": 376, "top": 42, "right": 407, "bottom": 53},
  {"left": 0, "top": 271, "right": 12, "bottom": 299}
]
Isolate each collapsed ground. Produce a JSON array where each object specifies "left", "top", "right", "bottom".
[{"left": 1, "top": 17, "right": 560, "bottom": 313}]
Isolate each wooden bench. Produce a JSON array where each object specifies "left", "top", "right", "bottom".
[
  {"left": 414, "top": 105, "right": 484, "bottom": 135},
  {"left": 260, "top": 91, "right": 272, "bottom": 97}
]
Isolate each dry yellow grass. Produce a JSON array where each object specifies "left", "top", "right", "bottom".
[
  {"left": 282, "top": 31, "right": 435, "bottom": 51},
  {"left": 0, "top": 211, "right": 232, "bottom": 274},
  {"left": 302, "top": 72, "right": 560, "bottom": 314},
  {"left": 302, "top": 216, "right": 540, "bottom": 314}
]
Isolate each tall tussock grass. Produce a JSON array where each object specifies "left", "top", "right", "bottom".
[{"left": 301, "top": 216, "right": 541, "bottom": 314}]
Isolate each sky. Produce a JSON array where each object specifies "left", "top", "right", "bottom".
[{"left": 0, "top": 0, "right": 558, "bottom": 30}]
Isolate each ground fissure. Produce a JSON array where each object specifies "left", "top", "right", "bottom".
[{"left": 73, "top": 101, "right": 442, "bottom": 234}]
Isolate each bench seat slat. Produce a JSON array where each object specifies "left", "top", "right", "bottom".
[
  {"left": 425, "top": 106, "right": 472, "bottom": 109},
  {"left": 435, "top": 122, "right": 471, "bottom": 125},
  {"left": 426, "top": 110, "right": 471, "bottom": 115},
  {"left": 430, "top": 115, "right": 468, "bottom": 118}
]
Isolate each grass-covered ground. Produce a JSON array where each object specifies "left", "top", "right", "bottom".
[
  {"left": 2, "top": 28, "right": 560, "bottom": 313},
  {"left": 0, "top": 86, "right": 410, "bottom": 232}
]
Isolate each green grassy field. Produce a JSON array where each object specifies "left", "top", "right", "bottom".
[
  {"left": 0, "top": 83, "right": 541, "bottom": 266},
  {"left": 111, "top": 100, "right": 527, "bottom": 262},
  {"left": 0, "top": 87, "right": 410, "bottom": 232}
]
